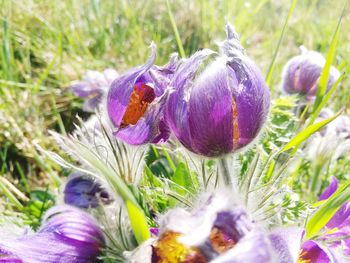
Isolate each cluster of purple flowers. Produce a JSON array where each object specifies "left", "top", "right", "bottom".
[
  {"left": 73, "top": 24, "right": 270, "bottom": 157},
  {"left": 0, "top": 22, "right": 346, "bottom": 263}
]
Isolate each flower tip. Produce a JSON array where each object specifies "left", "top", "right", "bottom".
[
  {"left": 225, "top": 22, "right": 239, "bottom": 41},
  {"left": 299, "top": 45, "right": 308, "bottom": 55}
]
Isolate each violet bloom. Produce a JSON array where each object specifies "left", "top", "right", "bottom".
[
  {"left": 166, "top": 24, "right": 270, "bottom": 157},
  {"left": 107, "top": 43, "right": 177, "bottom": 145},
  {"left": 281, "top": 46, "right": 340, "bottom": 100},
  {"left": 64, "top": 172, "right": 112, "bottom": 208},
  {"left": 71, "top": 68, "right": 118, "bottom": 112},
  {"left": 128, "top": 191, "right": 300, "bottom": 263},
  {"left": 0, "top": 206, "right": 105, "bottom": 263},
  {"left": 293, "top": 177, "right": 349, "bottom": 263}
]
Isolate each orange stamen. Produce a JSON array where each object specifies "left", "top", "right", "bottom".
[
  {"left": 120, "top": 83, "right": 155, "bottom": 128},
  {"left": 209, "top": 227, "right": 236, "bottom": 253},
  {"left": 232, "top": 97, "right": 240, "bottom": 146}
]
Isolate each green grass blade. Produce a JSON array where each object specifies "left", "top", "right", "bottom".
[
  {"left": 166, "top": 0, "right": 186, "bottom": 58},
  {"left": 265, "top": 0, "right": 297, "bottom": 86},
  {"left": 0, "top": 177, "right": 24, "bottom": 210},
  {"left": 312, "top": 9, "right": 344, "bottom": 112},
  {"left": 280, "top": 111, "right": 341, "bottom": 153},
  {"left": 305, "top": 179, "right": 350, "bottom": 239},
  {"left": 126, "top": 200, "right": 151, "bottom": 244},
  {"left": 308, "top": 72, "right": 345, "bottom": 126}
]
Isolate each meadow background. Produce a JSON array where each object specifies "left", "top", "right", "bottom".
[{"left": 0, "top": 0, "right": 349, "bottom": 226}]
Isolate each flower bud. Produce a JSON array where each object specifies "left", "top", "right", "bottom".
[
  {"left": 166, "top": 24, "right": 270, "bottom": 157},
  {"left": 281, "top": 46, "right": 340, "bottom": 99},
  {"left": 64, "top": 172, "right": 112, "bottom": 208}
]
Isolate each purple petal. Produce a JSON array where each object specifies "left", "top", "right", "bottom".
[
  {"left": 188, "top": 59, "right": 235, "bottom": 156},
  {"left": 71, "top": 82, "right": 101, "bottom": 98},
  {"left": 268, "top": 227, "right": 303, "bottom": 263},
  {"left": 211, "top": 229, "right": 271, "bottom": 263},
  {"left": 228, "top": 57, "right": 270, "bottom": 148},
  {"left": 299, "top": 240, "right": 340, "bottom": 263},
  {"left": 166, "top": 49, "right": 215, "bottom": 151},
  {"left": 326, "top": 202, "right": 350, "bottom": 229},
  {"left": 107, "top": 44, "right": 156, "bottom": 127},
  {"left": 319, "top": 176, "right": 338, "bottom": 201},
  {"left": 0, "top": 206, "right": 105, "bottom": 263}
]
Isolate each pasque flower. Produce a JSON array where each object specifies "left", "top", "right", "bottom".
[
  {"left": 64, "top": 172, "right": 112, "bottom": 208},
  {"left": 295, "top": 177, "right": 349, "bottom": 263},
  {"left": 0, "top": 206, "right": 105, "bottom": 263},
  {"left": 71, "top": 68, "right": 118, "bottom": 112},
  {"left": 281, "top": 46, "right": 340, "bottom": 100},
  {"left": 127, "top": 191, "right": 301, "bottom": 263},
  {"left": 107, "top": 43, "right": 177, "bottom": 145},
  {"left": 166, "top": 24, "right": 270, "bottom": 157}
]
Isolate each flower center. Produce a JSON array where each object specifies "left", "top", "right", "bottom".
[
  {"left": 210, "top": 227, "right": 236, "bottom": 253},
  {"left": 120, "top": 82, "right": 155, "bottom": 128},
  {"left": 152, "top": 231, "right": 207, "bottom": 263},
  {"left": 297, "top": 250, "right": 311, "bottom": 263}
]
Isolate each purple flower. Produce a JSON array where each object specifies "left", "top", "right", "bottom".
[
  {"left": 298, "top": 240, "right": 341, "bottom": 263},
  {"left": 107, "top": 44, "right": 177, "bottom": 145},
  {"left": 281, "top": 46, "right": 340, "bottom": 100},
  {"left": 126, "top": 191, "right": 295, "bottom": 263},
  {"left": 294, "top": 177, "right": 350, "bottom": 262},
  {"left": 64, "top": 172, "right": 112, "bottom": 208},
  {"left": 166, "top": 24, "right": 270, "bottom": 157},
  {"left": 71, "top": 68, "right": 118, "bottom": 112},
  {"left": 318, "top": 177, "right": 350, "bottom": 237},
  {"left": 0, "top": 206, "right": 105, "bottom": 262}
]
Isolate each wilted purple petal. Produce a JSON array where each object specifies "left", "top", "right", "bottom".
[
  {"left": 0, "top": 206, "right": 105, "bottom": 263},
  {"left": 64, "top": 172, "right": 111, "bottom": 208}
]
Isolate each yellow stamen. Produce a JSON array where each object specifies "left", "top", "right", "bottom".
[{"left": 152, "top": 231, "right": 207, "bottom": 263}]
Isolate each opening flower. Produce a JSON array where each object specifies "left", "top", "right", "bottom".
[
  {"left": 281, "top": 46, "right": 340, "bottom": 100},
  {"left": 0, "top": 206, "right": 105, "bottom": 262},
  {"left": 128, "top": 191, "right": 299, "bottom": 263},
  {"left": 71, "top": 68, "right": 118, "bottom": 112},
  {"left": 295, "top": 177, "right": 349, "bottom": 262},
  {"left": 107, "top": 43, "right": 177, "bottom": 145},
  {"left": 166, "top": 24, "right": 270, "bottom": 157}
]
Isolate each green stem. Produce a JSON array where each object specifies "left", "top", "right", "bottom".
[{"left": 219, "top": 157, "right": 233, "bottom": 186}]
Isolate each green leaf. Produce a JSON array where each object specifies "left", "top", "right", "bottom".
[
  {"left": 265, "top": 0, "right": 297, "bottom": 86},
  {"left": 126, "top": 200, "right": 151, "bottom": 244},
  {"left": 312, "top": 9, "right": 344, "bottom": 112},
  {"left": 308, "top": 73, "right": 345, "bottom": 126},
  {"left": 280, "top": 111, "right": 341, "bottom": 153},
  {"left": 305, "top": 179, "right": 350, "bottom": 239},
  {"left": 171, "top": 162, "right": 193, "bottom": 195}
]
